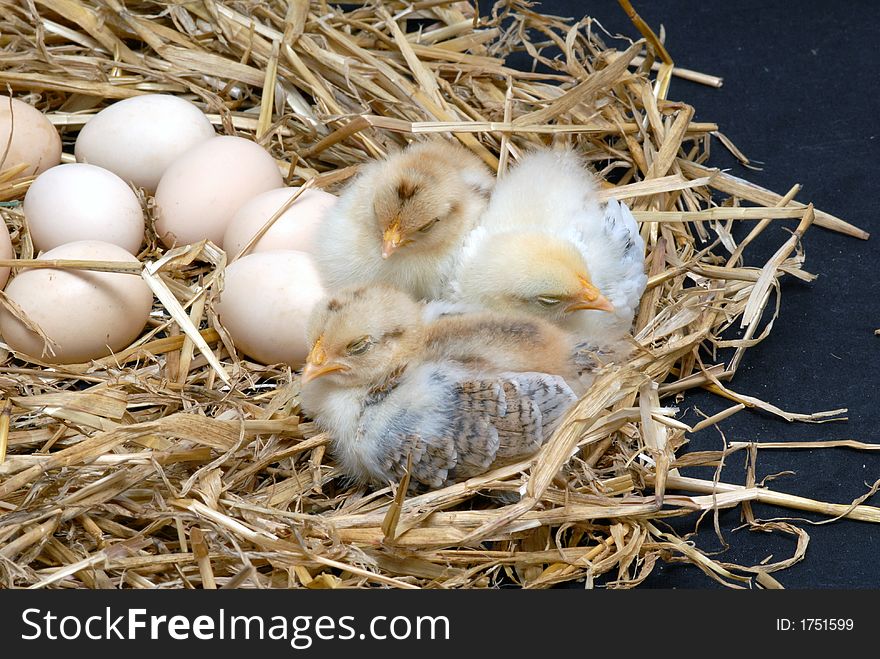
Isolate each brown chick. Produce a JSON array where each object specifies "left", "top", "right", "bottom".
[
  {"left": 298, "top": 284, "right": 580, "bottom": 490},
  {"left": 314, "top": 139, "right": 494, "bottom": 300},
  {"left": 422, "top": 311, "right": 585, "bottom": 394},
  {"left": 424, "top": 302, "right": 630, "bottom": 394}
]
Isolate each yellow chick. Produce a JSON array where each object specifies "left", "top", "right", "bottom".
[
  {"left": 451, "top": 148, "right": 647, "bottom": 346},
  {"left": 299, "top": 285, "right": 579, "bottom": 490},
  {"left": 314, "top": 139, "right": 494, "bottom": 300}
]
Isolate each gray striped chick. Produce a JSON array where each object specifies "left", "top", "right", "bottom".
[{"left": 299, "top": 285, "right": 579, "bottom": 490}]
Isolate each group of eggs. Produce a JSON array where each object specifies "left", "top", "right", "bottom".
[{"left": 0, "top": 94, "right": 335, "bottom": 366}]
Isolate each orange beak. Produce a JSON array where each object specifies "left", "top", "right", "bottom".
[
  {"left": 301, "top": 335, "right": 346, "bottom": 384},
  {"left": 382, "top": 221, "right": 404, "bottom": 259},
  {"left": 565, "top": 275, "right": 614, "bottom": 313}
]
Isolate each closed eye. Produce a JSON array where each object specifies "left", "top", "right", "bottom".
[
  {"left": 346, "top": 336, "right": 373, "bottom": 355},
  {"left": 535, "top": 296, "right": 562, "bottom": 307},
  {"left": 418, "top": 217, "right": 441, "bottom": 233}
]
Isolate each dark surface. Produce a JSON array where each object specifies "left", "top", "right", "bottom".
[{"left": 526, "top": 0, "right": 879, "bottom": 588}]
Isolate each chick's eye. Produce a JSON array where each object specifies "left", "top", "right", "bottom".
[
  {"left": 346, "top": 336, "right": 372, "bottom": 355},
  {"left": 535, "top": 296, "right": 562, "bottom": 307},
  {"left": 418, "top": 217, "right": 440, "bottom": 233}
]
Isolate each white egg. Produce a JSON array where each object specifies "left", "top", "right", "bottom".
[
  {"left": 0, "top": 96, "right": 62, "bottom": 179},
  {"left": 222, "top": 187, "right": 337, "bottom": 257},
  {"left": 0, "top": 240, "right": 153, "bottom": 363},
  {"left": 216, "top": 250, "right": 324, "bottom": 366},
  {"left": 154, "top": 136, "right": 284, "bottom": 248},
  {"left": 23, "top": 163, "right": 145, "bottom": 254},
  {"left": 75, "top": 94, "right": 216, "bottom": 193}
]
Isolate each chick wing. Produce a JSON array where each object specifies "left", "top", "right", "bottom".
[
  {"left": 345, "top": 364, "right": 576, "bottom": 489},
  {"left": 578, "top": 197, "right": 647, "bottom": 326}
]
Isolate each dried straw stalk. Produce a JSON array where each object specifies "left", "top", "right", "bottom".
[{"left": 0, "top": 0, "right": 873, "bottom": 590}]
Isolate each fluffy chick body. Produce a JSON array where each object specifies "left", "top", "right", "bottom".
[
  {"left": 299, "top": 285, "right": 579, "bottom": 489},
  {"left": 452, "top": 148, "right": 647, "bottom": 344},
  {"left": 315, "top": 140, "right": 493, "bottom": 300},
  {"left": 423, "top": 311, "right": 583, "bottom": 392}
]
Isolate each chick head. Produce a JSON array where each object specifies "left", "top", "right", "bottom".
[
  {"left": 457, "top": 232, "right": 614, "bottom": 324},
  {"left": 302, "top": 284, "right": 424, "bottom": 388},
  {"left": 370, "top": 143, "right": 488, "bottom": 260}
]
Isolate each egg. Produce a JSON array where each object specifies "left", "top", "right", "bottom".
[
  {"left": 154, "top": 136, "right": 284, "bottom": 249},
  {"left": 0, "top": 240, "right": 153, "bottom": 363},
  {"left": 222, "top": 187, "right": 337, "bottom": 257},
  {"left": 216, "top": 250, "right": 324, "bottom": 366},
  {"left": 23, "top": 163, "right": 145, "bottom": 254},
  {"left": 74, "top": 94, "right": 216, "bottom": 193},
  {"left": 0, "top": 219, "right": 13, "bottom": 289},
  {"left": 0, "top": 96, "right": 62, "bottom": 179}
]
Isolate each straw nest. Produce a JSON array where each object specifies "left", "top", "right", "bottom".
[{"left": 0, "top": 0, "right": 875, "bottom": 589}]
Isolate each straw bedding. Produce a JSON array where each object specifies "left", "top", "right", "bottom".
[{"left": 0, "top": 0, "right": 875, "bottom": 589}]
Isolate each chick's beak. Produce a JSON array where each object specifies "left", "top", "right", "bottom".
[
  {"left": 565, "top": 276, "right": 615, "bottom": 313},
  {"left": 301, "top": 336, "right": 346, "bottom": 384},
  {"left": 382, "top": 221, "right": 403, "bottom": 259}
]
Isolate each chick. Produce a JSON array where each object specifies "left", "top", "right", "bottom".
[
  {"left": 299, "top": 285, "right": 579, "bottom": 490},
  {"left": 451, "top": 148, "right": 647, "bottom": 345},
  {"left": 314, "top": 139, "right": 494, "bottom": 300}
]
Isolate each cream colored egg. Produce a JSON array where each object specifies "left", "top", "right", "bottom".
[
  {"left": 75, "top": 94, "right": 216, "bottom": 193},
  {"left": 154, "top": 136, "right": 284, "bottom": 249},
  {"left": 23, "top": 163, "right": 145, "bottom": 254},
  {"left": 0, "top": 219, "right": 12, "bottom": 289},
  {"left": 222, "top": 187, "right": 337, "bottom": 257},
  {"left": 0, "top": 240, "right": 153, "bottom": 363},
  {"left": 0, "top": 96, "right": 62, "bottom": 179},
  {"left": 216, "top": 250, "right": 324, "bottom": 366}
]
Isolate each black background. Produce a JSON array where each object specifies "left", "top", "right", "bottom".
[{"left": 530, "top": 0, "right": 879, "bottom": 588}]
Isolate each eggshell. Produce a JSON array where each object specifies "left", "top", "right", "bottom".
[
  {"left": 222, "top": 187, "right": 337, "bottom": 257},
  {"left": 216, "top": 250, "right": 324, "bottom": 366},
  {"left": 154, "top": 136, "right": 284, "bottom": 248},
  {"left": 23, "top": 163, "right": 145, "bottom": 254},
  {"left": 0, "top": 97, "right": 62, "bottom": 178},
  {"left": 75, "top": 94, "right": 216, "bottom": 193},
  {"left": 0, "top": 240, "right": 153, "bottom": 363}
]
